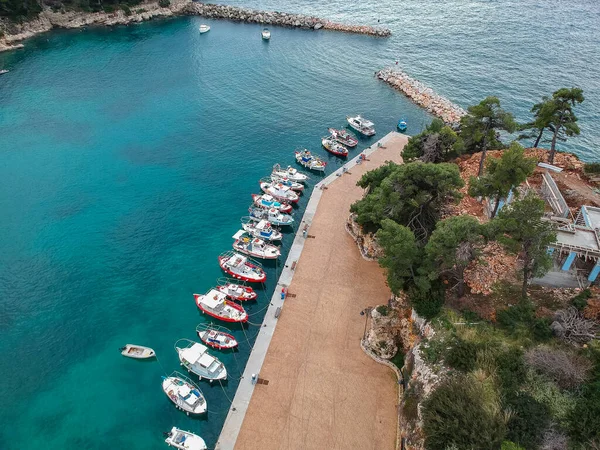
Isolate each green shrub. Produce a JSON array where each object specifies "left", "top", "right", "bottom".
[
  {"left": 584, "top": 162, "right": 600, "bottom": 174},
  {"left": 121, "top": 5, "right": 132, "bottom": 15},
  {"left": 409, "top": 283, "right": 445, "bottom": 320},
  {"left": 446, "top": 338, "right": 479, "bottom": 372},
  {"left": 505, "top": 393, "right": 550, "bottom": 449},
  {"left": 390, "top": 351, "right": 405, "bottom": 370},
  {"left": 495, "top": 348, "right": 527, "bottom": 393},
  {"left": 103, "top": 5, "right": 116, "bottom": 12},
  {"left": 497, "top": 299, "right": 552, "bottom": 342},
  {"left": 421, "top": 337, "right": 446, "bottom": 365},
  {"left": 501, "top": 442, "right": 525, "bottom": 450},
  {"left": 568, "top": 379, "right": 600, "bottom": 444},
  {"left": 159, "top": 0, "right": 171, "bottom": 7},
  {"left": 572, "top": 289, "right": 592, "bottom": 310},
  {"left": 422, "top": 375, "right": 506, "bottom": 450},
  {"left": 375, "top": 305, "right": 389, "bottom": 316}
]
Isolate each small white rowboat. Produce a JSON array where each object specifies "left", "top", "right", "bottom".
[
  {"left": 120, "top": 344, "right": 155, "bottom": 359},
  {"left": 165, "top": 427, "right": 207, "bottom": 450}
]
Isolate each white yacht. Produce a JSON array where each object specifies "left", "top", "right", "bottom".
[
  {"left": 165, "top": 427, "right": 207, "bottom": 450},
  {"left": 346, "top": 115, "right": 376, "bottom": 136}
]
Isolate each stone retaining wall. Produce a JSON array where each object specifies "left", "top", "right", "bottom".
[
  {"left": 376, "top": 67, "right": 467, "bottom": 126},
  {"left": 187, "top": 2, "right": 391, "bottom": 36}
]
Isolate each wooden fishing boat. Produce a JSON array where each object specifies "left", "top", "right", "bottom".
[
  {"left": 268, "top": 174, "right": 304, "bottom": 192},
  {"left": 175, "top": 338, "right": 227, "bottom": 380},
  {"left": 216, "top": 280, "right": 258, "bottom": 301},
  {"left": 241, "top": 217, "right": 283, "bottom": 242},
  {"left": 232, "top": 230, "right": 280, "bottom": 260},
  {"left": 194, "top": 289, "right": 249, "bottom": 322},
  {"left": 120, "top": 344, "right": 155, "bottom": 359},
  {"left": 294, "top": 149, "right": 327, "bottom": 172},
  {"left": 252, "top": 193, "right": 292, "bottom": 213},
  {"left": 162, "top": 372, "right": 207, "bottom": 415},
  {"left": 196, "top": 324, "right": 238, "bottom": 350},
  {"left": 260, "top": 181, "right": 299, "bottom": 203},
  {"left": 165, "top": 427, "right": 207, "bottom": 450},
  {"left": 322, "top": 136, "right": 349, "bottom": 157},
  {"left": 272, "top": 164, "right": 309, "bottom": 183},
  {"left": 218, "top": 251, "right": 267, "bottom": 283},
  {"left": 346, "top": 115, "right": 376, "bottom": 136},
  {"left": 248, "top": 207, "right": 294, "bottom": 227},
  {"left": 328, "top": 127, "right": 358, "bottom": 147}
]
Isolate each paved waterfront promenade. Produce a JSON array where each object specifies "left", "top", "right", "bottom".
[{"left": 216, "top": 132, "right": 408, "bottom": 450}]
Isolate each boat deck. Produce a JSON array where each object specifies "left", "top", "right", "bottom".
[{"left": 217, "top": 132, "right": 407, "bottom": 450}]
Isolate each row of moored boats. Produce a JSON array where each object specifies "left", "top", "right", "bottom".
[{"left": 122, "top": 116, "right": 378, "bottom": 449}]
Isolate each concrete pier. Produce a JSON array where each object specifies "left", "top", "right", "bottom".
[{"left": 216, "top": 132, "right": 407, "bottom": 450}]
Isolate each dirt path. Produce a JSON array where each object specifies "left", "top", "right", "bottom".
[{"left": 234, "top": 133, "right": 408, "bottom": 450}]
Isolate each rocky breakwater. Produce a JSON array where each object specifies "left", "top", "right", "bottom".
[
  {"left": 186, "top": 3, "right": 391, "bottom": 37},
  {"left": 0, "top": 0, "right": 192, "bottom": 52},
  {"left": 376, "top": 68, "right": 467, "bottom": 126}
]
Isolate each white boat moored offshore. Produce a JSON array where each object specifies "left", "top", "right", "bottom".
[
  {"left": 261, "top": 28, "right": 271, "bottom": 40},
  {"left": 199, "top": 24, "right": 210, "bottom": 33},
  {"left": 272, "top": 164, "right": 308, "bottom": 183},
  {"left": 346, "top": 115, "right": 376, "bottom": 136},
  {"left": 0, "top": 70, "right": 9, "bottom": 75},
  {"left": 165, "top": 427, "right": 207, "bottom": 450},
  {"left": 162, "top": 372, "right": 207, "bottom": 415},
  {"left": 175, "top": 339, "right": 228, "bottom": 381},
  {"left": 120, "top": 344, "right": 155, "bottom": 359}
]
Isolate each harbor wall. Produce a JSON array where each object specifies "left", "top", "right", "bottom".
[
  {"left": 0, "top": 0, "right": 390, "bottom": 53},
  {"left": 215, "top": 132, "right": 403, "bottom": 450},
  {"left": 188, "top": 3, "right": 391, "bottom": 37},
  {"left": 376, "top": 67, "right": 467, "bottom": 126}
]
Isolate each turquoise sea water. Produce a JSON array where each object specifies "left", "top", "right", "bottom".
[
  {"left": 0, "top": 18, "right": 427, "bottom": 450},
  {"left": 0, "top": 1, "right": 599, "bottom": 449}
]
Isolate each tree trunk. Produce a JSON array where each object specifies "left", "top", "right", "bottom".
[
  {"left": 549, "top": 130, "right": 558, "bottom": 164},
  {"left": 491, "top": 194, "right": 502, "bottom": 218},
  {"left": 457, "top": 279, "right": 465, "bottom": 298},
  {"left": 533, "top": 128, "right": 544, "bottom": 148},
  {"left": 522, "top": 267, "right": 529, "bottom": 298},
  {"left": 477, "top": 135, "right": 488, "bottom": 177}
]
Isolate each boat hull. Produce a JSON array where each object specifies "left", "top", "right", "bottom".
[
  {"left": 198, "top": 330, "right": 238, "bottom": 350},
  {"left": 328, "top": 128, "right": 358, "bottom": 147},
  {"left": 233, "top": 242, "right": 280, "bottom": 260},
  {"left": 197, "top": 303, "right": 249, "bottom": 323},
  {"left": 322, "top": 139, "right": 348, "bottom": 157},
  {"left": 218, "top": 256, "right": 267, "bottom": 283},
  {"left": 216, "top": 284, "right": 258, "bottom": 301},
  {"left": 346, "top": 117, "right": 376, "bottom": 136},
  {"left": 121, "top": 344, "right": 155, "bottom": 359},
  {"left": 252, "top": 194, "right": 292, "bottom": 213}
]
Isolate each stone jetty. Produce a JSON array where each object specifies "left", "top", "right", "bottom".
[
  {"left": 187, "top": 3, "right": 391, "bottom": 37},
  {"left": 376, "top": 67, "right": 467, "bottom": 125}
]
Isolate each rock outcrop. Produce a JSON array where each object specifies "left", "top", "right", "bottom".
[
  {"left": 1, "top": 0, "right": 390, "bottom": 53},
  {"left": 346, "top": 213, "right": 384, "bottom": 260},
  {"left": 376, "top": 67, "right": 467, "bottom": 126}
]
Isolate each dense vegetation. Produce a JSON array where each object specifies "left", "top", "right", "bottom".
[
  {"left": 355, "top": 88, "right": 598, "bottom": 449},
  {"left": 0, "top": 0, "right": 150, "bottom": 21}
]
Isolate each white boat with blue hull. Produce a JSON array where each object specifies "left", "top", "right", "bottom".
[
  {"left": 175, "top": 339, "right": 227, "bottom": 382},
  {"left": 241, "top": 218, "right": 283, "bottom": 241},
  {"left": 165, "top": 427, "right": 207, "bottom": 450},
  {"left": 162, "top": 372, "right": 207, "bottom": 415},
  {"left": 248, "top": 207, "right": 294, "bottom": 226}
]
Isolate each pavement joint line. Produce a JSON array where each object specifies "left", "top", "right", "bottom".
[{"left": 215, "top": 131, "right": 401, "bottom": 450}]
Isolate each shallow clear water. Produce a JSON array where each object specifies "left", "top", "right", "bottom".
[
  {"left": 0, "top": 18, "right": 427, "bottom": 450},
  {"left": 0, "top": 1, "right": 598, "bottom": 448}
]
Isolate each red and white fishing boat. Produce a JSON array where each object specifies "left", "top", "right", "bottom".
[
  {"left": 252, "top": 194, "right": 292, "bottom": 213},
  {"left": 328, "top": 127, "right": 358, "bottom": 147},
  {"left": 272, "top": 164, "right": 308, "bottom": 183},
  {"left": 260, "top": 181, "right": 299, "bottom": 203},
  {"left": 216, "top": 281, "right": 258, "bottom": 301},
  {"left": 322, "top": 136, "right": 349, "bottom": 157},
  {"left": 232, "top": 230, "right": 280, "bottom": 260},
  {"left": 196, "top": 324, "right": 238, "bottom": 350},
  {"left": 194, "top": 290, "right": 249, "bottom": 323},
  {"left": 218, "top": 251, "right": 267, "bottom": 283}
]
